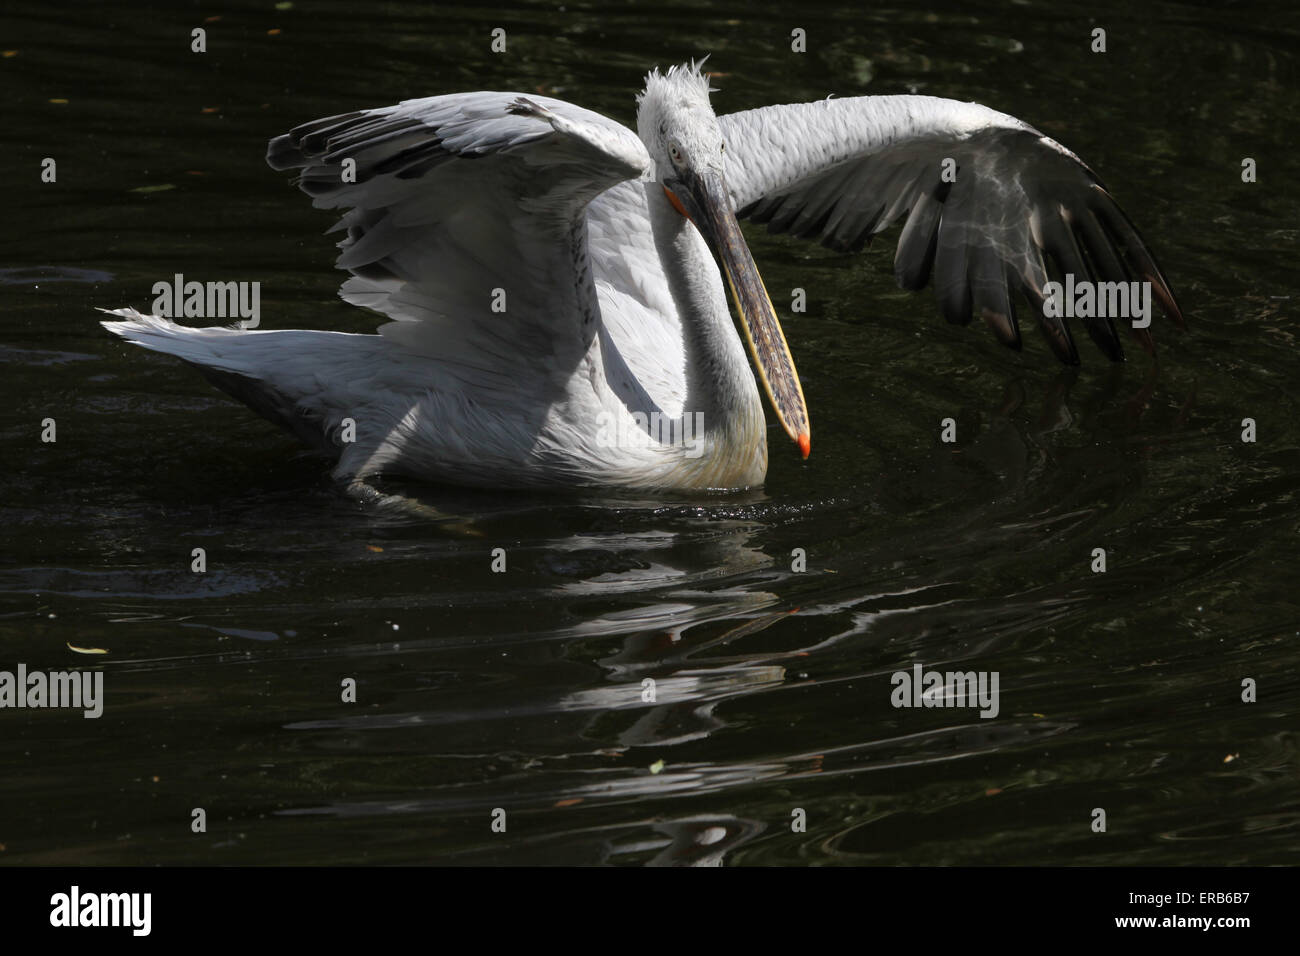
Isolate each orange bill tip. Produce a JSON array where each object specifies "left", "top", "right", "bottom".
[{"left": 797, "top": 432, "right": 811, "bottom": 459}]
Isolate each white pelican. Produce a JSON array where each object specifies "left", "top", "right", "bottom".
[{"left": 103, "top": 61, "right": 1181, "bottom": 492}]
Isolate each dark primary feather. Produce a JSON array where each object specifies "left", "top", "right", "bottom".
[{"left": 729, "top": 118, "right": 1182, "bottom": 364}]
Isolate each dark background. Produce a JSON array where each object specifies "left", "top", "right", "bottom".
[{"left": 1, "top": 0, "right": 1297, "bottom": 864}]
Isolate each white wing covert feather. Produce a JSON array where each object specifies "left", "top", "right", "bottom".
[
  {"left": 267, "top": 92, "right": 651, "bottom": 399},
  {"left": 718, "top": 96, "right": 1182, "bottom": 363}
]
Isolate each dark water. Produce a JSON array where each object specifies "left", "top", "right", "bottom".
[{"left": 2, "top": 0, "right": 1298, "bottom": 865}]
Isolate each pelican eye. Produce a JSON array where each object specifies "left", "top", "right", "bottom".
[{"left": 669, "top": 142, "right": 683, "bottom": 164}]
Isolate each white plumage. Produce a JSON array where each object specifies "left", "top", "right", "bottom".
[{"left": 103, "top": 61, "right": 1180, "bottom": 492}]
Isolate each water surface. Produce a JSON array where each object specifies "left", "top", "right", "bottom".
[{"left": 1, "top": 0, "right": 1298, "bottom": 864}]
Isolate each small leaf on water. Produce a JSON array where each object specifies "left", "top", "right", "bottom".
[{"left": 67, "top": 643, "right": 108, "bottom": 654}]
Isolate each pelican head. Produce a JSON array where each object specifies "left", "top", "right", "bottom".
[
  {"left": 636, "top": 60, "right": 726, "bottom": 179},
  {"left": 636, "top": 61, "right": 811, "bottom": 459}
]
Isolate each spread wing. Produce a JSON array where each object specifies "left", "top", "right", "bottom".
[
  {"left": 267, "top": 91, "right": 651, "bottom": 397},
  {"left": 719, "top": 95, "right": 1182, "bottom": 363}
]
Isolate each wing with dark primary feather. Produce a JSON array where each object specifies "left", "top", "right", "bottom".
[
  {"left": 719, "top": 95, "right": 1182, "bottom": 363},
  {"left": 266, "top": 92, "right": 650, "bottom": 398}
]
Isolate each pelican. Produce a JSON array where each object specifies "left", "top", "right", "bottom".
[{"left": 102, "top": 61, "right": 1181, "bottom": 492}]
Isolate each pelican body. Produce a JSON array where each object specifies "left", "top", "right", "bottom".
[{"left": 103, "top": 61, "right": 1180, "bottom": 491}]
